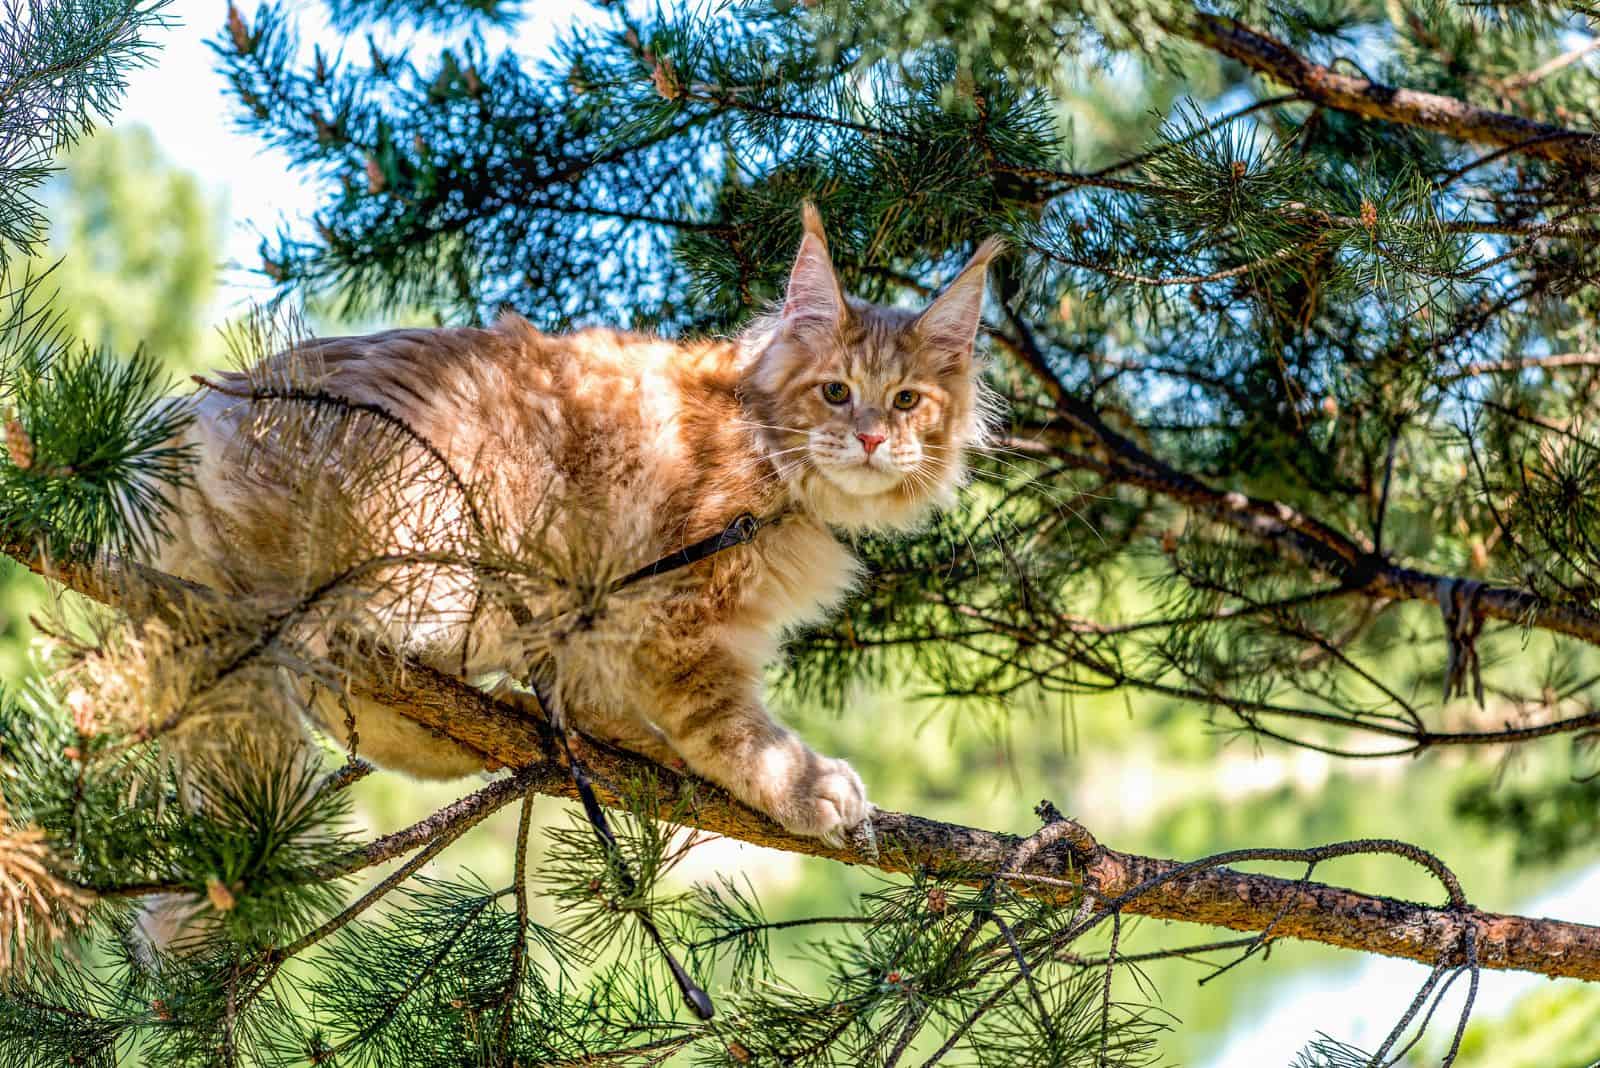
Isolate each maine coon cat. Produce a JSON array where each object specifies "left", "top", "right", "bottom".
[{"left": 155, "top": 206, "right": 1000, "bottom": 845}]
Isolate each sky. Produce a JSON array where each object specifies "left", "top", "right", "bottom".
[{"left": 113, "top": 0, "right": 593, "bottom": 312}]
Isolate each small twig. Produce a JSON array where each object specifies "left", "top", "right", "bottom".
[
  {"left": 992, "top": 907, "right": 1057, "bottom": 1046},
  {"left": 1034, "top": 235, "right": 1321, "bottom": 287},
  {"left": 1373, "top": 421, "right": 1403, "bottom": 556},
  {"left": 1058, "top": 936, "right": 1261, "bottom": 970},
  {"left": 318, "top": 763, "right": 554, "bottom": 879},
  {"left": 1492, "top": 39, "right": 1600, "bottom": 94},
  {"left": 687, "top": 914, "right": 872, "bottom": 954},
  {"left": 315, "top": 757, "right": 374, "bottom": 798},
  {"left": 1196, "top": 861, "right": 1315, "bottom": 987},
  {"left": 498, "top": 788, "right": 536, "bottom": 1051},
  {"left": 1086, "top": 93, "right": 1302, "bottom": 178},
  {"left": 282, "top": 764, "right": 546, "bottom": 962},
  {"left": 1098, "top": 910, "right": 1119, "bottom": 1068},
  {"left": 882, "top": 1005, "right": 929, "bottom": 1068},
  {"left": 1369, "top": 957, "right": 1451, "bottom": 1066},
  {"left": 222, "top": 951, "right": 241, "bottom": 1068},
  {"left": 1440, "top": 925, "right": 1481, "bottom": 1068},
  {"left": 1382, "top": 962, "right": 1471, "bottom": 1066}
]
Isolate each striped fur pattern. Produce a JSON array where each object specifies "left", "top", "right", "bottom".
[{"left": 156, "top": 207, "right": 1001, "bottom": 843}]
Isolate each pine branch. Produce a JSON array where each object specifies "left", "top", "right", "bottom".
[
  {"left": 1491, "top": 38, "right": 1600, "bottom": 95},
  {"left": 16, "top": 545, "right": 1600, "bottom": 985},
  {"left": 990, "top": 317, "right": 1600, "bottom": 651},
  {"left": 0, "top": 0, "right": 172, "bottom": 262},
  {"left": 1445, "top": 349, "right": 1600, "bottom": 381},
  {"left": 1180, "top": 11, "right": 1600, "bottom": 169}
]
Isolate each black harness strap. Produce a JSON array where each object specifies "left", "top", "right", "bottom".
[{"left": 612, "top": 510, "right": 782, "bottom": 592}]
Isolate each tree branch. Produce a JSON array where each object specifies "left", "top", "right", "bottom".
[
  {"left": 989, "top": 319, "right": 1600, "bottom": 649},
  {"left": 14, "top": 543, "right": 1600, "bottom": 984},
  {"left": 1181, "top": 12, "right": 1600, "bottom": 169},
  {"left": 1490, "top": 38, "right": 1600, "bottom": 95},
  {"left": 1446, "top": 350, "right": 1600, "bottom": 382}
]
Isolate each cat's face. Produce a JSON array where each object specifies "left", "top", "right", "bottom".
[
  {"left": 771, "top": 307, "right": 972, "bottom": 499},
  {"left": 741, "top": 207, "right": 1001, "bottom": 528}
]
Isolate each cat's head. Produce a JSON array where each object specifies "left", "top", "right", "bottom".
[{"left": 739, "top": 204, "right": 1002, "bottom": 530}]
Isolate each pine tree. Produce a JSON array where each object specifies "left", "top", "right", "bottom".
[
  {"left": 0, "top": 123, "right": 219, "bottom": 681},
  {"left": 6, "top": 0, "right": 1600, "bottom": 1065}
]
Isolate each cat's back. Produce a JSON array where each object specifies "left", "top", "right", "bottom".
[
  {"left": 174, "top": 316, "right": 749, "bottom": 572},
  {"left": 225, "top": 314, "right": 735, "bottom": 483}
]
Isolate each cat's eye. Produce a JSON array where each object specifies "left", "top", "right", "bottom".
[
  {"left": 821, "top": 381, "right": 851, "bottom": 404},
  {"left": 893, "top": 389, "right": 920, "bottom": 411}
]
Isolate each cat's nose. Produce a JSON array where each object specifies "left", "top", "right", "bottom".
[{"left": 856, "top": 432, "right": 886, "bottom": 455}]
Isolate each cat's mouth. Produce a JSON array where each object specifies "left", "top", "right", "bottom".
[{"left": 813, "top": 457, "right": 904, "bottom": 496}]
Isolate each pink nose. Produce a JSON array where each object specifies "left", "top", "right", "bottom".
[{"left": 856, "top": 433, "right": 886, "bottom": 455}]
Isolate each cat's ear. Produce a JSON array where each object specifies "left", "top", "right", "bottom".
[
  {"left": 781, "top": 202, "right": 845, "bottom": 332},
  {"left": 913, "top": 237, "right": 1004, "bottom": 361}
]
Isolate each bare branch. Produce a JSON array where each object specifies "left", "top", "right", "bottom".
[
  {"left": 987, "top": 320, "right": 1600, "bottom": 651},
  {"left": 1181, "top": 12, "right": 1600, "bottom": 168},
  {"left": 1446, "top": 349, "right": 1600, "bottom": 382},
  {"left": 1492, "top": 39, "right": 1600, "bottom": 95}
]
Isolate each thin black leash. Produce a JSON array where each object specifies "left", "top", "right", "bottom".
[
  {"left": 549, "top": 719, "right": 716, "bottom": 1019},
  {"left": 530, "top": 508, "right": 785, "bottom": 1022},
  {"left": 612, "top": 510, "right": 783, "bottom": 592}
]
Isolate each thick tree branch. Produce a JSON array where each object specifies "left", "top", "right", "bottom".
[
  {"left": 13, "top": 543, "right": 1600, "bottom": 984},
  {"left": 1180, "top": 12, "right": 1600, "bottom": 169}
]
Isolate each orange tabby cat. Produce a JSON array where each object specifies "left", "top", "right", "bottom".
[{"left": 156, "top": 206, "right": 1000, "bottom": 844}]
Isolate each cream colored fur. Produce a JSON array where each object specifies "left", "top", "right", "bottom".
[{"left": 154, "top": 207, "right": 1001, "bottom": 844}]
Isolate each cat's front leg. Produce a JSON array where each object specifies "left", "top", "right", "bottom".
[{"left": 645, "top": 648, "right": 870, "bottom": 844}]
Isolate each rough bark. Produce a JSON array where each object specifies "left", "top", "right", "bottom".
[
  {"left": 1181, "top": 12, "right": 1600, "bottom": 169},
  {"left": 11, "top": 543, "right": 1600, "bottom": 983}
]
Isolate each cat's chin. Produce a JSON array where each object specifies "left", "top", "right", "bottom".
[
  {"left": 814, "top": 462, "right": 904, "bottom": 498},
  {"left": 797, "top": 463, "right": 942, "bottom": 532}
]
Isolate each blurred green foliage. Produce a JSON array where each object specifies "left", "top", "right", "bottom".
[
  {"left": 1456, "top": 773, "right": 1600, "bottom": 867},
  {"left": 26, "top": 124, "right": 218, "bottom": 372},
  {"left": 0, "top": 123, "right": 217, "bottom": 676}
]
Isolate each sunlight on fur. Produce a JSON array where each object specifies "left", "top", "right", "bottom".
[{"left": 116, "top": 204, "right": 1005, "bottom": 853}]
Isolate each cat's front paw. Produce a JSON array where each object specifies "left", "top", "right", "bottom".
[{"left": 774, "top": 754, "right": 872, "bottom": 846}]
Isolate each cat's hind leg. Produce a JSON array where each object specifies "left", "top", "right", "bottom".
[{"left": 305, "top": 685, "right": 486, "bottom": 780}]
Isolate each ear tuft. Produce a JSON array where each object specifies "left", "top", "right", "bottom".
[
  {"left": 800, "top": 200, "right": 828, "bottom": 245},
  {"left": 782, "top": 201, "right": 845, "bottom": 331},
  {"left": 914, "top": 236, "right": 1005, "bottom": 359},
  {"left": 965, "top": 235, "right": 1006, "bottom": 273}
]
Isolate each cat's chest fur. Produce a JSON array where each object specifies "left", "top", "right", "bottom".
[
  {"left": 587, "top": 482, "right": 862, "bottom": 672},
  {"left": 743, "top": 518, "right": 860, "bottom": 631}
]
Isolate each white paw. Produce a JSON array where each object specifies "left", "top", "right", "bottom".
[{"left": 776, "top": 754, "right": 872, "bottom": 846}]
